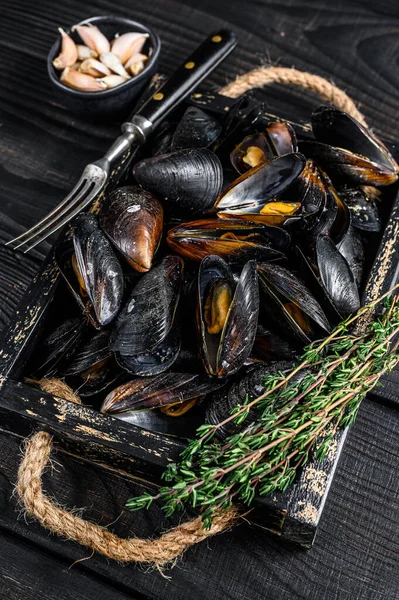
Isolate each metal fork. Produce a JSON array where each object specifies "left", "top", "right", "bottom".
[{"left": 7, "top": 29, "right": 236, "bottom": 253}]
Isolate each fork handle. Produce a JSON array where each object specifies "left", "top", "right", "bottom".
[{"left": 132, "top": 30, "right": 237, "bottom": 129}]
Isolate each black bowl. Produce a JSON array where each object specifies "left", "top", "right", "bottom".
[{"left": 47, "top": 15, "right": 161, "bottom": 118}]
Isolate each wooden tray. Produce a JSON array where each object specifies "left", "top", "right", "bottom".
[{"left": 0, "top": 92, "right": 398, "bottom": 549}]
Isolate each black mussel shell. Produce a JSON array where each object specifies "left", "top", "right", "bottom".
[
  {"left": 110, "top": 255, "right": 183, "bottom": 356},
  {"left": 171, "top": 107, "right": 222, "bottom": 151},
  {"left": 230, "top": 131, "right": 275, "bottom": 174},
  {"left": 115, "top": 326, "right": 181, "bottom": 376},
  {"left": 257, "top": 262, "right": 331, "bottom": 344},
  {"left": 167, "top": 218, "right": 289, "bottom": 265},
  {"left": 214, "top": 153, "right": 306, "bottom": 213},
  {"left": 34, "top": 317, "right": 88, "bottom": 377},
  {"left": 205, "top": 361, "right": 295, "bottom": 438},
  {"left": 132, "top": 149, "right": 223, "bottom": 216},
  {"left": 311, "top": 106, "right": 399, "bottom": 176},
  {"left": 198, "top": 256, "right": 259, "bottom": 378},
  {"left": 100, "top": 186, "right": 163, "bottom": 273},
  {"left": 338, "top": 186, "right": 381, "bottom": 232},
  {"left": 72, "top": 213, "right": 124, "bottom": 326},
  {"left": 67, "top": 358, "right": 124, "bottom": 399},
  {"left": 336, "top": 225, "right": 364, "bottom": 289},
  {"left": 101, "top": 372, "right": 223, "bottom": 413},
  {"left": 55, "top": 239, "right": 99, "bottom": 329},
  {"left": 316, "top": 235, "right": 360, "bottom": 317},
  {"left": 300, "top": 140, "right": 397, "bottom": 187},
  {"left": 266, "top": 121, "right": 298, "bottom": 156},
  {"left": 304, "top": 175, "right": 342, "bottom": 243},
  {"left": 64, "top": 330, "right": 111, "bottom": 376}
]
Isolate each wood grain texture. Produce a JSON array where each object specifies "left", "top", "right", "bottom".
[{"left": 0, "top": 0, "right": 398, "bottom": 598}]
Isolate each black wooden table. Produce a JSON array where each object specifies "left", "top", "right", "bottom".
[{"left": 0, "top": 1, "right": 398, "bottom": 598}]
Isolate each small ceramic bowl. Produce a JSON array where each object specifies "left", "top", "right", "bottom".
[{"left": 47, "top": 15, "right": 161, "bottom": 117}]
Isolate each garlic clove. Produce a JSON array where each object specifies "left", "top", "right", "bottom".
[
  {"left": 79, "top": 58, "right": 111, "bottom": 77},
  {"left": 100, "top": 52, "right": 129, "bottom": 77},
  {"left": 77, "top": 44, "right": 98, "bottom": 61},
  {"left": 129, "top": 61, "right": 145, "bottom": 76},
  {"left": 124, "top": 52, "right": 148, "bottom": 69},
  {"left": 99, "top": 75, "right": 130, "bottom": 89},
  {"left": 61, "top": 67, "right": 107, "bottom": 92},
  {"left": 111, "top": 32, "right": 149, "bottom": 64},
  {"left": 53, "top": 28, "right": 79, "bottom": 70},
  {"left": 72, "top": 24, "right": 110, "bottom": 55}
]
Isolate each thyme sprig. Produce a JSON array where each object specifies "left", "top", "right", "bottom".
[{"left": 127, "top": 290, "right": 399, "bottom": 529}]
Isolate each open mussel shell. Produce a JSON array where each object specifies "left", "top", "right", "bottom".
[
  {"left": 300, "top": 140, "right": 397, "bottom": 187},
  {"left": 72, "top": 213, "right": 124, "bottom": 326},
  {"left": 214, "top": 153, "right": 306, "bottom": 213},
  {"left": 217, "top": 200, "right": 302, "bottom": 227},
  {"left": 132, "top": 149, "right": 223, "bottom": 216},
  {"left": 303, "top": 174, "right": 349, "bottom": 246},
  {"left": 171, "top": 106, "right": 222, "bottom": 151},
  {"left": 338, "top": 186, "right": 381, "bottom": 232},
  {"left": 55, "top": 239, "right": 99, "bottom": 329},
  {"left": 34, "top": 317, "right": 88, "bottom": 378},
  {"left": 316, "top": 234, "right": 360, "bottom": 317},
  {"left": 336, "top": 225, "right": 364, "bottom": 289},
  {"left": 230, "top": 121, "right": 298, "bottom": 174},
  {"left": 311, "top": 106, "right": 399, "bottom": 177},
  {"left": 100, "top": 186, "right": 163, "bottom": 273},
  {"left": 286, "top": 159, "right": 326, "bottom": 216},
  {"left": 110, "top": 255, "right": 183, "bottom": 357},
  {"left": 115, "top": 326, "right": 181, "bottom": 376},
  {"left": 257, "top": 262, "right": 331, "bottom": 344},
  {"left": 167, "top": 218, "right": 289, "bottom": 264},
  {"left": 101, "top": 372, "right": 224, "bottom": 414},
  {"left": 205, "top": 361, "right": 295, "bottom": 439},
  {"left": 198, "top": 256, "right": 259, "bottom": 378}
]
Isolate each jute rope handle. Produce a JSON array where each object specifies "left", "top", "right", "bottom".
[{"left": 16, "top": 67, "right": 366, "bottom": 566}]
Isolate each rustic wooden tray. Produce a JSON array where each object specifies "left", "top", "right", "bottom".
[{"left": 0, "top": 92, "right": 398, "bottom": 549}]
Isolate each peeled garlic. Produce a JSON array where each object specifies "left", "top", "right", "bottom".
[
  {"left": 72, "top": 24, "right": 110, "bottom": 55},
  {"left": 100, "top": 52, "right": 129, "bottom": 77},
  {"left": 111, "top": 32, "right": 149, "bottom": 64},
  {"left": 100, "top": 75, "right": 130, "bottom": 89},
  {"left": 129, "top": 61, "right": 145, "bottom": 76},
  {"left": 124, "top": 52, "right": 148, "bottom": 69},
  {"left": 77, "top": 44, "right": 98, "bottom": 61},
  {"left": 53, "top": 28, "right": 78, "bottom": 70},
  {"left": 61, "top": 68, "right": 107, "bottom": 91},
  {"left": 79, "top": 58, "right": 111, "bottom": 77}
]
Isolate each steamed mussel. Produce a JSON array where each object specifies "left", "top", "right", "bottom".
[{"left": 31, "top": 97, "right": 397, "bottom": 439}]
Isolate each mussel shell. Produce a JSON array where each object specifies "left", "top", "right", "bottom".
[
  {"left": 132, "top": 149, "right": 223, "bottom": 216},
  {"left": 336, "top": 225, "right": 364, "bottom": 289},
  {"left": 230, "top": 131, "right": 274, "bottom": 174},
  {"left": 110, "top": 255, "right": 183, "bottom": 356},
  {"left": 316, "top": 234, "right": 360, "bottom": 317},
  {"left": 198, "top": 256, "right": 259, "bottom": 378},
  {"left": 115, "top": 326, "right": 181, "bottom": 376},
  {"left": 300, "top": 140, "right": 397, "bottom": 187},
  {"left": 101, "top": 372, "right": 223, "bottom": 413},
  {"left": 287, "top": 159, "right": 326, "bottom": 215},
  {"left": 167, "top": 218, "right": 289, "bottom": 264},
  {"left": 34, "top": 317, "right": 88, "bottom": 377},
  {"left": 171, "top": 107, "right": 222, "bottom": 151},
  {"left": 205, "top": 361, "right": 294, "bottom": 439},
  {"left": 266, "top": 121, "right": 298, "bottom": 156},
  {"left": 55, "top": 239, "right": 99, "bottom": 329},
  {"left": 64, "top": 330, "right": 112, "bottom": 375},
  {"left": 100, "top": 186, "right": 163, "bottom": 273},
  {"left": 66, "top": 359, "right": 124, "bottom": 399},
  {"left": 257, "top": 262, "right": 331, "bottom": 343},
  {"left": 73, "top": 213, "right": 124, "bottom": 326},
  {"left": 338, "top": 186, "right": 381, "bottom": 232},
  {"left": 214, "top": 153, "right": 306, "bottom": 213},
  {"left": 311, "top": 106, "right": 399, "bottom": 175}
]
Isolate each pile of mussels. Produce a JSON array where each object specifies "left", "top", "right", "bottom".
[{"left": 33, "top": 98, "right": 399, "bottom": 438}]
